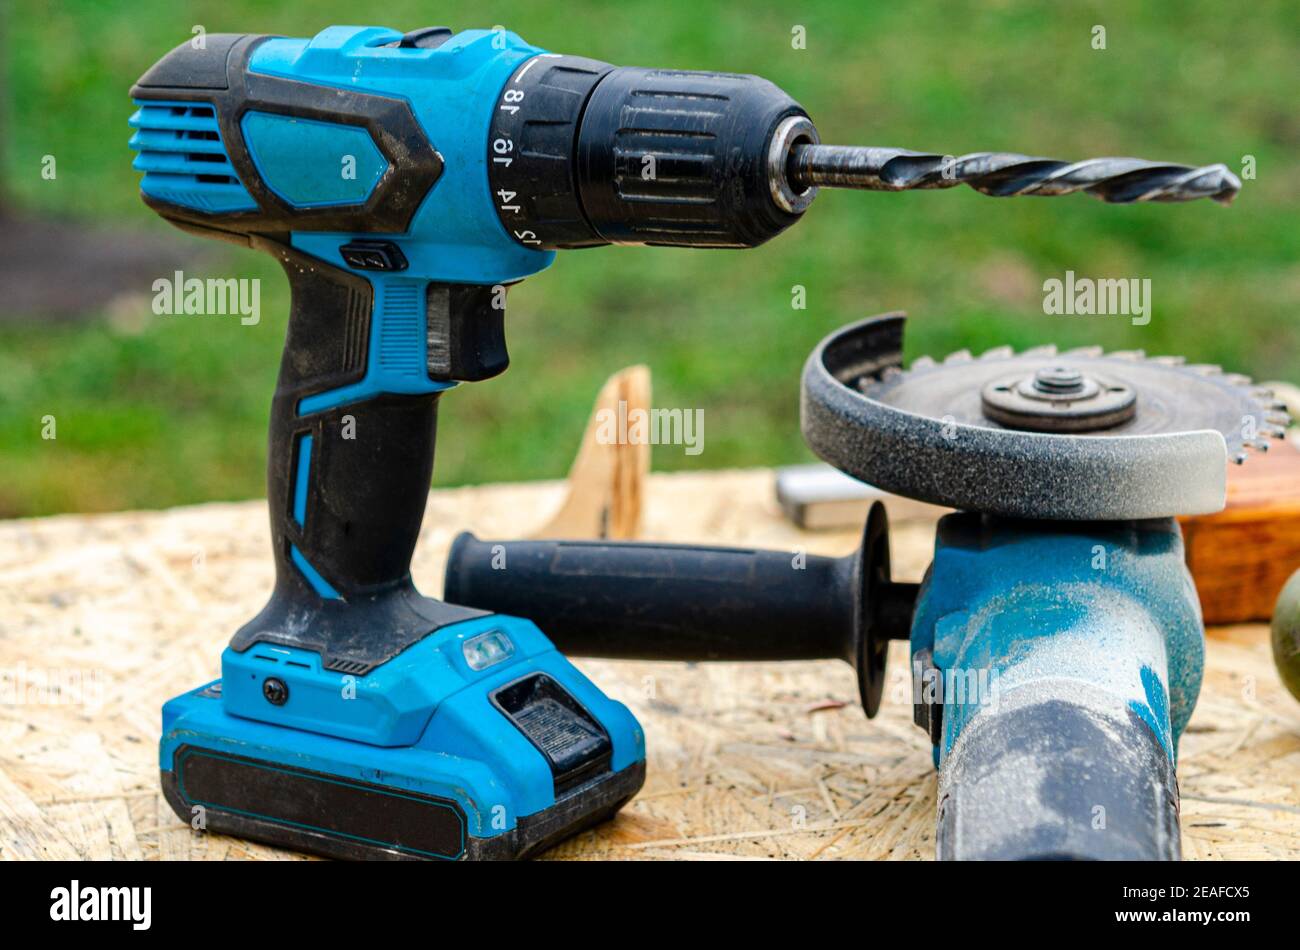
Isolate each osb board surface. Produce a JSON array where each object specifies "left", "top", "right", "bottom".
[{"left": 0, "top": 469, "right": 1297, "bottom": 861}]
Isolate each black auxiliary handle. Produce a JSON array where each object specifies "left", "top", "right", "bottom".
[{"left": 443, "top": 503, "right": 916, "bottom": 716}]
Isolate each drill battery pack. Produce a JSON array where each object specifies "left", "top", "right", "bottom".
[{"left": 159, "top": 615, "right": 645, "bottom": 860}]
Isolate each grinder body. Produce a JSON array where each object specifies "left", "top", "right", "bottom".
[
  {"left": 445, "top": 513, "right": 1205, "bottom": 860},
  {"left": 912, "top": 514, "right": 1202, "bottom": 860}
]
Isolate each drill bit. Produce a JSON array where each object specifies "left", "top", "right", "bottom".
[{"left": 788, "top": 144, "right": 1241, "bottom": 204}]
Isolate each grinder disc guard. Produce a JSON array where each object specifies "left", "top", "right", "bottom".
[{"left": 801, "top": 314, "right": 1289, "bottom": 520}]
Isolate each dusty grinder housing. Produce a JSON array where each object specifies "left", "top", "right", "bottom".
[{"left": 447, "top": 312, "right": 1287, "bottom": 860}]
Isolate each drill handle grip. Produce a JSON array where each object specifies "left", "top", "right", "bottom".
[
  {"left": 231, "top": 241, "right": 491, "bottom": 670},
  {"left": 259, "top": 240, "right": 438, "bottom": 601}
]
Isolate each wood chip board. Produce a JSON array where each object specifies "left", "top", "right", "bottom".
[{"left": 0, "top": 470, "right": 1295, "bottom": 860}]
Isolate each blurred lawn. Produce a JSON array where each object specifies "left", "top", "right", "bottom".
[{"left": 1, "top": 0, "right": 1297, "bottom": 516}]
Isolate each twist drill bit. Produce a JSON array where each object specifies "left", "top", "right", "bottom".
[{"left": 788, "top": 144, "right": 1241, "bottom": 204}]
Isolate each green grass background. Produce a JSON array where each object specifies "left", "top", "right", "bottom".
[{"left": 2, "top": 0, "right": 1296, "bottom": 516}]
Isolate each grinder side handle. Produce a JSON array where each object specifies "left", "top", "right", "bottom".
[{"left": 443, "top": 534, "right": 855, "bottom": 662}]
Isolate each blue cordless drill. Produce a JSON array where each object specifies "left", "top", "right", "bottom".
[
  {"left": 132, "top": 23, "right": 1238, "bottom": 860},
  {"left": 132, "top": 22, "right": 821, "bottom": 862}
]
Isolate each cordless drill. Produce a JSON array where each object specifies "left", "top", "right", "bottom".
[
  {"left": 133, "top": 23, "right": 1237, "bottom": 860},
  {"left": 131, "top": 23, "right": 818, "bottom": 861}
]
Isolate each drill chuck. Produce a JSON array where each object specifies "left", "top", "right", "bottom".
[{"left": 488, "top": 55, "right": 815, "bottom": 250}]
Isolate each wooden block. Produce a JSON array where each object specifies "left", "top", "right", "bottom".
[
  {"left": 530, "top": 365, "right": 651, "bottom": 540},
  {"left": 1181, "top": 438, "right": 1300, "bottom": 625}
]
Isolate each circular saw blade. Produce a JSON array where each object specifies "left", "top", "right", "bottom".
[
  {"left": 871, "top": 349, "right": 1276, "bottom": 451},
  {"left": 801, "top": 314, "right": 1289, "bottom": 520}
]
